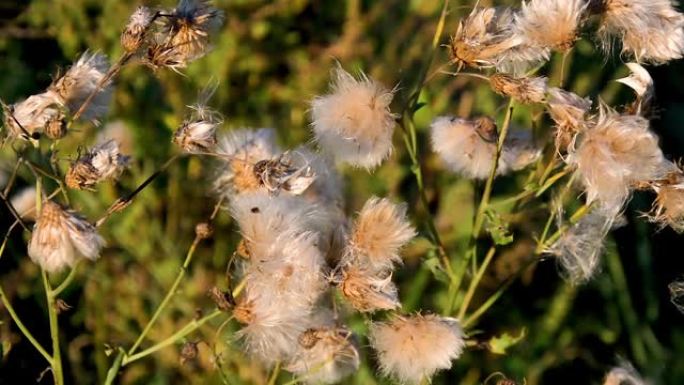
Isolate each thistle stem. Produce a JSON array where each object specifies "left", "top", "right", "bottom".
[
  {"left": 42, "top": 271, "right": 64, "bottom": 385},
  {"left": 0, "top": 284, "right": 53, "bottom": 364},
  {"left": 457, "top": 247, "right": 496, "bottom": 320}
]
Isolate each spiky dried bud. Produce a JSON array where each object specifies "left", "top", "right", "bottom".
[
  {"left": 253, "top": 152, "right": 317, "bottom": 195},
  {"left": 54, "top": 299, "right": 72, "bottom": 315},
  {"left": 208, "top": 286, "right": 234, "bottom": 311},
  {"left": 668, "top": 277, "right": 684, "bottom": 314},
  {"left": 345, "top": 197, "right": 415, "bottom": 273},
  {"left": 336, "top": 266, "right": 400, "bottom": 312},
  {"left": 546, "top": 87, "right": 592, "bottom": 152},
  {"left": 65, "top": 140, "right": 130, "bottom": 190},
  {"left": 173, "top": 97, "right": 221, "bottom": 153},
  {"left": 647, "top": 165, "right": 684, "bottom": 232},
  {"left": 567, "top": 104, "right": 669, "bottom": 213},
  {"left": 490, "top": 73, "right": 548, "bottom": 104},
  {"left": 514, "top": 0, "right": 587, "bottom": 52},
  {"left": 180, "top": 341, "right": 199, "bottom": 365},
  {"left": 287, "top": 326, "right": 360, "bottom": 384},
  {"left": 430, "top": 116, "right": 540, "bottom": 179},
  {"left": 44, "top": 113, "right": 67, "bottom": 140},
  {"left": 2, "top": 93, "right": 62, "bottom": 140},
  {"left": 121, "top": 6, "right": 155, "bottom": 52},
  {"left": 369, "top": 314, "right": 465, "bottom": 384},
  {"left": 597, "top": 0, "right": 684, "bottom": 64},
  {"left": 546, "top": 209, "right": 614, "bottom": 283},
  {"left": 28, "top": 201, "right": 105, "bottom": 273},
  {"left": 195, "top": 222, "right": 213, "bottom": 239},
  {"left": 311, "top": 66, "right": 397, "bottom": 170}
]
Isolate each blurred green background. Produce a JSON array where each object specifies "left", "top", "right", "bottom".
[{"left": 1, "top": 0, "right": 684, "bottom": 384}]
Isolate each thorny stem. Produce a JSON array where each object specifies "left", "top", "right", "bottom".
[
  {"left": 42, "top": 271, "right": 64, "bottom": 385},
  {"left": 127, "top": 197, "right": 223, "bottom": 356},
  {"left": 69, "top": 53, "right": 133, "bottom": 124},
  {"left": 96, "top": 154, "right": 181, "bottom": 227},
  {"left": 457, "top": 246, "right": 496, "bottom": 321},
  {"left": 0, "top": 284, "right": 53, "bottom": 364}
]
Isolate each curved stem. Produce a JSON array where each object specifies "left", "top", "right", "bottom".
[
  {"left": 42, "top": 271, "right": 63, "bottom": 385},
  {"left": 0, "top": 284, "right": 53, "bottom": 364},
  {"left": 52, "top": 261, "right": 81, "bottom": 297}
]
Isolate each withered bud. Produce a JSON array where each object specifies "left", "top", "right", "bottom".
[
  {"left": 232, "top": 299, "right": 254, "bottom": 324},
  {"left": 121, "top": 6, "right": 155, "bottom": 52},
  {"left": 180, "top": 341, "right": 199, "bottom": 366},
  {"left": 45, "top": 114, "right": 67, "bottom": 140},
  {"left": 489, "top": 73, "right": 548, "bottom": 104},
  {"left": 474, "top": 116, "right": 498, "bottom": 143},
  {"left": 55, "top": 299, "right": 72, "bottom": 315},
  {"left": 195, "top": 222, "right": 214, "bottom": 239},
  {"left": 207, "top": 286, "right": 234, "bottom": 311}
]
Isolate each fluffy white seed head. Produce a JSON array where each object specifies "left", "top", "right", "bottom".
[
  {"left": 49, "top": 52, "right": 112, "bottom": 123},
  {"left": 345, "top": 196, "right": 416, "bottom": 273},
  {"left": 311, "top": 66, "right": 397, "bottom": 170},
  {"left": 2, "top": 92, "right": 63, "bottom": 140},
  {"left": 287, "top": 323, "right": 360, "bottom": 384},
  {"left": 293, "top": 146, "right": 345, "bottom": 208},
  {"left": 369, "top": 314, "right": 466, "bottom": 384},
  {"left": 546, "top": 209, "right": 614, "bottom": 283},
  {"left": 214, "top": 128, "right": 280, "bottom": 197},
  {"left": 28, "top": 201, "right": 105, "bottom": 273},
  {"left": 597, "top": 0, "right": 684, "bottom": 64},
  {"left": 515, "top": 0, "right": 588, "bottom": 51},
  {"left": 617, "top": 62, "right": 654, "bottom": 115},
  {"left": 567, "top": 104, "right": 669, "bottom": 213},
  {"left": 430, "top": 116, "right": 540, "bottom": 179},
  {"left": 173, "top": 100, "right": 221, "bottom": 153},
  {"left": 546, "top": 87, "right": 592, "bottom": 152},
  {"left": 65, "top": 140, "right": 130, "bottom": 190}
]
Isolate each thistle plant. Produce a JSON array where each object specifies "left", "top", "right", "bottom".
[{"left": 1, "top": 0, "right": 683, "bottom": 384}]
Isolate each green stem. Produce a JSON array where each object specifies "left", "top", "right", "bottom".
[
  {"left": 103, "top": 349, "right": 125, "bottom": 385},
  {"left": 127, "top": 236, "right": 202, "bottom": 356},
  {"left": 457, "top": 247, "right": 495, "bottom": 320},
  {"left": 122, "top": 310, "right": 224, "bottom": 366},
  {"left": 0, "top": 284, "right": 53, "bottom": 364},
  {"left": 267, "top": 361, "right": 281, "bottom": 385},
  {"left": 43, "top": 271, "right": 63, "bottom": 385},
  {"left": 52, "top": 261, "right": 81, "bottom": 297}
]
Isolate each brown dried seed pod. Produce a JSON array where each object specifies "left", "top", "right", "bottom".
[
  {"left": 233, "top": 299, "right": 255, "bottom": 324},
  {"left": 195, "top": 222, "right": 214, "bottom": 239},
  {"left": 207, "top": 286, "right": 234, "bottom": 312},
  {"left": 180, "top": 341, "right": 199, "bottom": 365},
  {"left": 65, "top": 162, "right": 100, "bottom": 190},
  {"left": 44, "top": 114, "right": 67, "bottom": 140},
  {"left": 489, "top": 74, "right": 547, "bottom": 104}
]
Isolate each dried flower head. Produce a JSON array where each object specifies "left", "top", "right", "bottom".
[
  {"left": 336, "top": 266, "right": 401, "bottom": 312},
  {"left": 214, "top": 128, "right": 280, "bottom": 197},
  {"left": 647, "top": 166, "right": 684, "bottom": 232},
  {"left": 121, "top": 6, "right": 156, "bottom": 52},
  {"left": 146, "top": 0, "right": 223, "bottom": 70},
  {"left": 567, "top": 104, "right": 669, "bottom": 213},
  {"left": 173, "top": 97, "right": 221, "bottom": 153},
  {"left": 369, "top": 314, "right": 465, "bottom": 384},
  {"left": 346, "top": 197, "right": 415, "bottom": 273},
  {"left": 514, "top": 0, "right": 587, "bottom": 51},
  {"left": 311, "top": 66, "right": 397, "bottom": 170},
  {"left": 449, "top": 7, "right": 519, "bottom": 69},
  {"left": 287, "top": 325, "right": 360, "bottom": 384},
  {"left": 546, "top": 209, "right": 614, "bottom": 283},
  {"left": 616, "top": 62, "right": 654, "bottom": 115},
  {"left": 48, "top": 52, "right": 112, "bottom": 123},
  {"left": 546, "top": 87, "right": 592, "bottom": 152},
  {"left": 179, "top": 341, "right": 199, "bottom": 365},
  {"left": 2, "top": 93, "right": 63, "bottom": 140},
  {"left": 28, "top": 201, "right": 105, "bottom": 273},
  {"left": 66, "top": 140, "right": 130, "bottom": 190},
  {"left": 668, "top": 277, "right": 684, "bottom": 314},
  {"left": 490, "top": 73, "right": 548, "bottom": 104},
  {"left": 597, "top": 0, "right": 684, "bottom": 64},
  {"left": 430, "top": 116, "right": 539, "bottom": 179},
  {"left": 253, "top": 152, "right": 317, "bottom": 196}
]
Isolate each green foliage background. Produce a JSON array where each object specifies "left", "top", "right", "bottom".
[{"left": 1, "top": 0, "right": 683, "bottom": 384}]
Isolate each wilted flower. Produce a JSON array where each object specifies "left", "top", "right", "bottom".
[
  {"left": 311, "top": 66, "right": 397, "bottom": 170},
  {"left": 647, "top": 165, "right": 684, "bottom": 232},
  {"left": 369, "top": 314, "right": 465, "bottom": 384},
  {"left": 335, "top": 266, "right": 401, "bottom": 312},
  {"left": 2, "top": 93, "right": 63, "bottom": 140},
  {"left": 489, "top": 73, "right": 548, "bottom": 104},
  {"left": 430, "top": 116, "right": 540, "bottom": 179},
  {"left": 597, "top": 0, "right": 684, "bottom": 64},
  {"left": 514, "top": 0, "right": 587, "bottom": 51},
  {"left": 616, "top": 62, "right": 654, "bottom": 115},
  {"left": 253, "top": 152, "right": 317, "bottom": 196},
  {"left": 546, "top": 209, "right": 614, "bottom": 283},
  {"left": 345, "top": 197, "right": 415, "bottom": 273},
  {"left": 173, "top": 97, "right": 221, "bottom": 153},
  {"left": 546, "top": 87, "right": 592, "bottom": 152},
  {"left": 66, "top": 140, "right": 130, "bottom": 190},
  {"left": 28, "top": 201, "right": 105, "bottom": 273},
  {"left": 567, "top": 104, "right": 669, "bottom": 213},
  {"left": 121, "top": 6, "right": 156, "bottom": 53},
  {"left": 287, "top": 325, "right": 360, "bottom": 384}
]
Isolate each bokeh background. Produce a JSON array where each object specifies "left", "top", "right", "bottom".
[{"left": 1, "top": 0, "right": 683, "bottom": 384}]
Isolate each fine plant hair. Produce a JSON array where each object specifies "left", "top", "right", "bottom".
[{"left": 1, "top": 0, "right": 684, "bottom": 384}]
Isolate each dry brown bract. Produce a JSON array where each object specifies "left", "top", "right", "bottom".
[
  {"left": 337, "top": 266, "right": 400, "bottom": 312},
  {"left": 490, "top": 73, "right": 548, "bottom": 104},
  {"left": 65, "top": 140, "right": 129, "bottom": 190}
]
